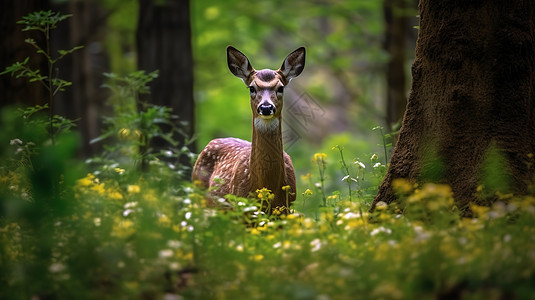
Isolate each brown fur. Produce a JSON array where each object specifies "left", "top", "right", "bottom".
[{"left": 192, "top": 46, "right": 305, "bottom": 211}]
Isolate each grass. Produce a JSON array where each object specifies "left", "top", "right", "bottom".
[
  {"left": 1, "top": 131, "right": 534, "bottom": 299},
  {"left": 3, "top": 9, "right": 534, "bottom": 299}
]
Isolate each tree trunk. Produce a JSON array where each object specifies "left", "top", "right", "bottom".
[
  {"left": 383, "top": 0, "right": 409, "bottom": 131},
  {"left": 51, "top": 0, "right": 109, "bottom": 157},
  {"left": 372, "top": 0, "right": 535, "bottom": 213},
  {"left": 136, "top": 0, "right": 195, "bottom": 174}
]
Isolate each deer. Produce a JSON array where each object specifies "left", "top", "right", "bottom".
[{"left": 192, "top": 46, "right": 306, "bottom": 213}]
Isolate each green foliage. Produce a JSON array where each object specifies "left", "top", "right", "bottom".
[
  {"left": 478, "top": 145, "right": 512, "bottom": 199},
  {"left": 1, "top": 6, "right": 534, "bottom": 300},
  {"left": 1, "top": 10, "right": 82, "bottom": 144},
  {"left": 91, "top": 70, "right": 194, "bottom": 178}
]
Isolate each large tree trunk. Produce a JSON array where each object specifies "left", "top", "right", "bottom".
[
  {"left": 372, "top": 0, "right": 535, "bottom": 213},
  {"left": 137, "top": 0, "right": 195, "bottom": 174}
]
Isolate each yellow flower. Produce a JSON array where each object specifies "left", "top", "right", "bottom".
[
  {"left": 90, "top": 183, "right": 106, "bottom": 195},
  {"left": 313, "top": 152, "right": 327, "bottom": 163},
  {"left": 114, "top": 168, "right": 125, "bottom": 175},
  {"left": 251, "top": 254, "right": 264, "bottom": 261},
  {"left": 76, "top": 173, "right": 95, "bottom": 187},
  {"left": 282, "top": 185, "right": 291, "bottom": 191},
  {"left": 392, "top": 178, "right": 413, "bottom": 194},
  {"left": 303, "top": 189, "right": 313, "bottom": 196},
  {"left": 108, "top": 190, "right": 123, "bottom": 200},
  {"left": 256, "top": 188, "right": 274, "bottom": 201},
  {"left": 127, "top": 185, "right": 141, "bottom": 194},
  {"left": 249, "top": 228, "right": 261, "bottom": 235},
  {"left": 300, "top": 173, "right": 312, "bottom": 182},
  {"left": 112, "top": 219, "right": 135, "bottom": 238},
  {"left": 158, "top": 214, "right": 171, "bottom": 227}
]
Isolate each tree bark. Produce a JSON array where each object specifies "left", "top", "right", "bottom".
[
  {"left": 51, "top": 0, "right": 109, "bottom": 157},
  {"left": 383, "top": 0, "right": 409, "bottom": 131},
  {"left": 137, "top": 0, "right": 195, "bottom": 174},
  {"left": 372, "top": 0, "right": 535, "bottom": 212}
]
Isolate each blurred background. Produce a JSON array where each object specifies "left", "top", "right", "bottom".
[{"left": 1, "top": 0, "right": 418, "bottom": 191}]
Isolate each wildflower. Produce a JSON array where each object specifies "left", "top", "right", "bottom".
[
  {"left": 282, "top": 185, "right": 291, "bottom": 191},
  {"left": 127, "top": 185, "right": 140, "bottom": 193},
  {"left": 158, "top": 214, "right": 171, "bottom": 227},
  {"left": 76, "top": 174, "right": 95, "bottom": 187},
  {"left": 370, "top": 226, "right": 392, "bottom": 236},
  {"left": 158, "top": 249, "right": 174, "bottom": 259},
  {"left": 303, "top": 189, "right": 313, "bottom": 196},
  {"left": 301, "top": 173, "right": 312, "bottom": 182},
  {"left": 90, "top": 183, "right": 106, "bottom": 195},
  {"left": 370, "top": 153, "right": 378, "bottom": 161},
  {"left": 251, "top": 254, "right": 264, "bottom": 261},
  {"left": 48, "top": 262, "right": 66, "bottom": 273},
  {"left": 10, "top": 138, "right": 23, "bottom": 145},
  {"left": 310, "top": 238, "right": 322, "bottom": 252},
  {"left": 327, "top": 195, "right": 338, "bottom": 201},
  {"left": 354, "top": 161, "right": 366, "bottom": 169},
  {"left": 114, "top": 167, "right": 125, "bottom": 175},
  {"left": 112, "top": 219, "right": 135, "bottom": 238},
  {"left": 108, "top": 190, "right": 123, "bottom": 200},
  {"left": 256, "top": 188, "right": 274, "bottom": 201},
  {"left": 286, "top": 213, "right": 299, "bottom": 220},
  {"left": 392, "top": 178, "right": 413, "bottom": 194},
  {"left": 313, "top": 152, "right": 327, "bottom": 162},
  {"left": 375, "top": 201, "right": 388, "bottom": 211}
]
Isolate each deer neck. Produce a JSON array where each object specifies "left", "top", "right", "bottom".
[{"left": 249, "top": 116, "right": 285, "bottom": 193}]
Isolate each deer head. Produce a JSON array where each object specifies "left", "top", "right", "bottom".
[{"left": 227, "top": 46, "right": 306, "bottom": 132}]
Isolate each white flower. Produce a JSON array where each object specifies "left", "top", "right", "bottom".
[
  {"left": 354, "top": 161, "right": 366, "bottom": 169},
  {"left": 10, "top": 138, "right": 22, "bottom": 145},
  {"left": 310, "top": 238, "right": 322, "bottom": 252},
  {"left": 341, "top": 175, "right": 350, "bottom": 182},
  {"left": 123, "top": 209, "right": 134, "bottom": 217},
  {"left": 159, "top": 249, "right": 174, "bottom": 258},
  {"left": 124, "top": 201, "right": 138, "bottom": 209},
  {"left": 243, "top": 206, "right": 258, "bottom": 212},
  {"left": 370, "top": 226, "right": 392, "bottom": 236},
  {"left": 49, "top": 262, "right": 66, "bottom": 273},
  {"left": 373, "top": 162, "right": 382, "bottom": 168},
  {"left": 343, "top": 212, "right": 361, "bottom": 219},
  {"left": 167, "top": 240, "right": 182, "bottom": 248}
]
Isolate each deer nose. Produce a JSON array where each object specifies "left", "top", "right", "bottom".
[{"left": 258, "top": 103, "right": 276, "bottom": 116}]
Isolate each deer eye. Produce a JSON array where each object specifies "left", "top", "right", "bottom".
[
  {"left": 249, "top": 86, "right": 256, "bottom": 94},
  {"left": 277, "top": 86, "right": 284, "bottom": 94}
]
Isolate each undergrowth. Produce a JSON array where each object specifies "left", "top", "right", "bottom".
[{"left": 1, "top": 10, "right": 535, "bottom": 300}]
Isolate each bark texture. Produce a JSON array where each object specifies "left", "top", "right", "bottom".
[
  {"left": 373, "top": 0, "right": 535, "bottom": 211},
  {"left": 137, "top": 0, "right": 195, "bottom": 173}
]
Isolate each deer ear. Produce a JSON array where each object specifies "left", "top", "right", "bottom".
[
  {"left": 279, "top": 47, "right": 306, "bottom": 83},
  {"left": 227, "top": 46, "right": 255, "bottom": 84}
]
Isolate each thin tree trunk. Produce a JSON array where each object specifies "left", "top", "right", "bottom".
[
  {"left": 137, "top": 0, "right": 195, "bottom": 174},
  {"left": 372, "top": 0, "right": 535, "bottom": 213},
  {"left": 383, "top": 0, "right": 409, "bottom": 131}
]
